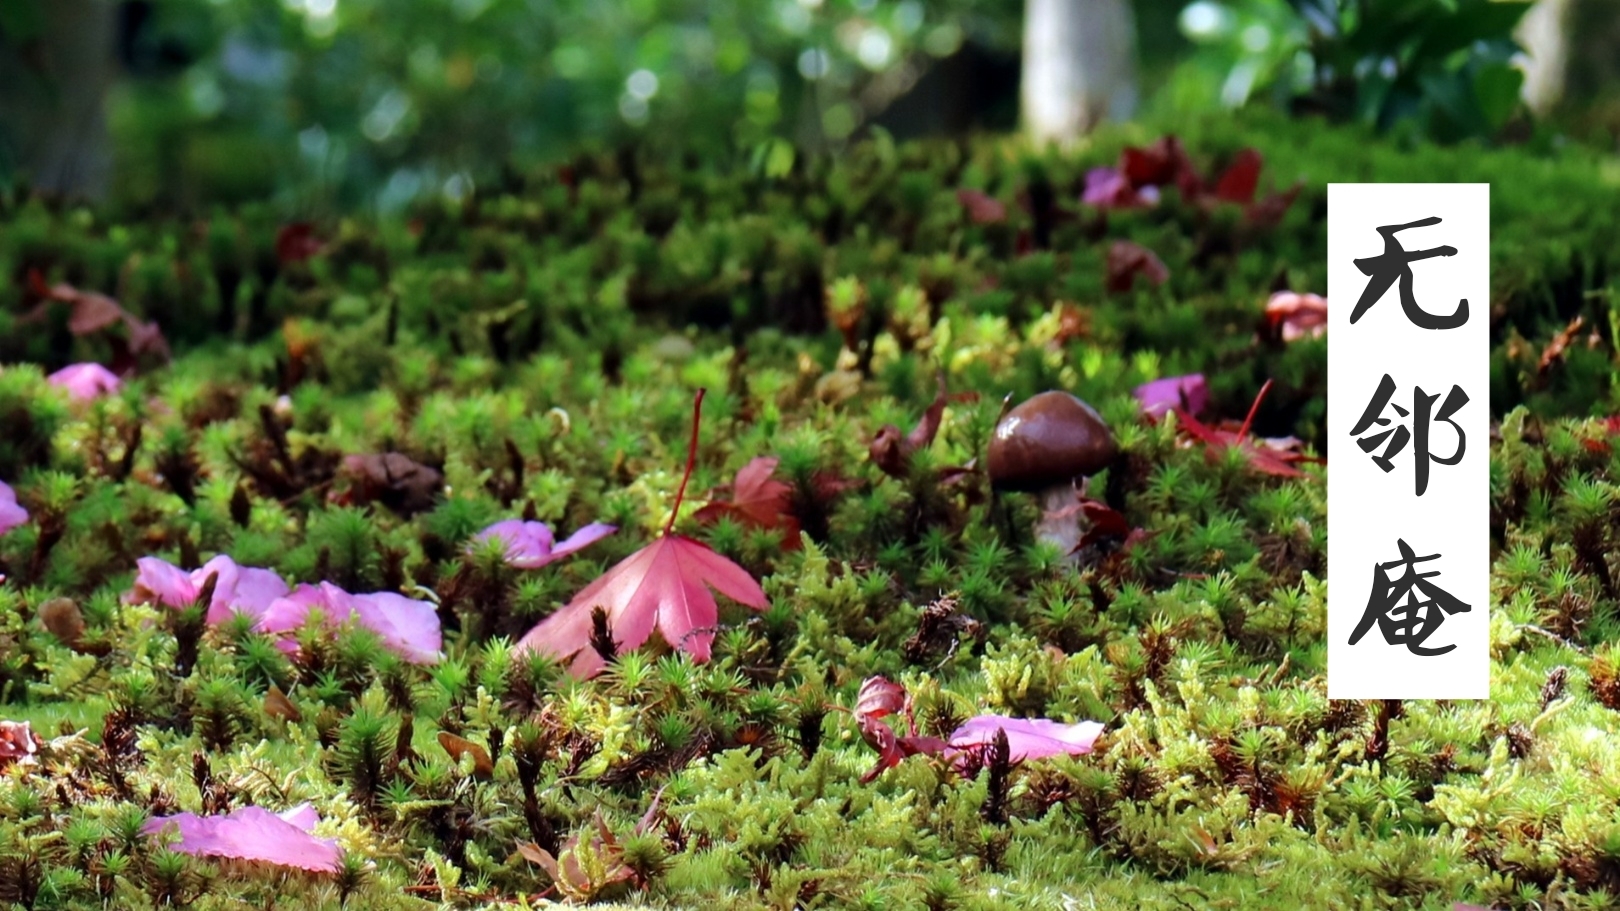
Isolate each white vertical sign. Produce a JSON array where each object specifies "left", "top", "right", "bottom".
[{"left": 1327, "top": 184, "right": 1489, "bottom": 700}]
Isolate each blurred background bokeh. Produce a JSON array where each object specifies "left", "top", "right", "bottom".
[{"left": 1, "top": 0, "right": 1616, "bottom": 214}]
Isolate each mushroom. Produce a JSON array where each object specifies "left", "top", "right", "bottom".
[{"left": 986, "top": 390, "right": 1118, "bottom": 559}]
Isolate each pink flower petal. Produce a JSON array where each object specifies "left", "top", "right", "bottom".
[
  {"left": 46, "top": 363, "right": 122, "bottom": 401},
  {"left": 0, "top": 481, "right": 27, "bottom": 536},
  {"left": 948, "top": 715, "right": 1105, "bottom": 762},
  {"left": 127, "top": 556, "right": 289, "bottom": 626},
  {"left": 549, "top": 522, "right": 617, "bottom": 560},
  {"left": 129, "top": 557, "right": 198, "bottom": 608},
  {"left": 1134, "top": 373, "right": 1209, "bottom": 418},
  {"left": 258, "top": 583, "right": 441, "bottom": 664},
  {"left": 346, "top": 589, "right": 444, "bottom": 664},
  {"left": 142, "top": 803, "right": 342, "bottom": 873},
  {"left": 471, "top": 519, "right": 615, "bottom": 569}
]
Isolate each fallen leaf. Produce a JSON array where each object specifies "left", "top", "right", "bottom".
[
  {"left": 692, "top": 456, "right": 801, "bottom": 547},
  {"left": 1171, "top": 379, "right": 1321, "bottom": 478},
  {"left": 275, "top": 223, "right": 325, "bottom": 265},
  {"left": 437, "top": 731, "right": 495, "bottom": 778},
  {"left": 37, "top": 597, "right": 86, "bottom": 648},
  {"left": 1538, "top": 315, "right": 1585, "bottom": 375},
  {"left": 512, "top": 533, "right": 767, "bottom": 678},
  {"left": 264, "top": 685, "right": 302, "bottom": 722},
  {"left": 1105, "top": 241, "right": 1170, "bottom": 294},
  {"left": 341, "top": 452, "right": 444, "bottom": 517},
  {"left": 1212, "top": 148, "right": 1262, "bottom": 204},
  {"left": 870, "top": 372, "right": 969, "bottom": 479}
]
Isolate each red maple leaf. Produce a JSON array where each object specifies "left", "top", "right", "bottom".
[
  {"left": 512, "top": 390, "right": 768, "bottom": 679},
  {"left": 692, "top": 455, "right": 801, "bottom": 548},
  {"left": 1211, "top": 148, "right": 1262, "bottom": 204},
  {"left": 1171, "top": 379, "right": 1323, "bottom": 478}
]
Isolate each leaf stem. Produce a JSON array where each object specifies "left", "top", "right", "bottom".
[
  {"left": 667, "top": 388, "right": 706, "bottom": 536},
  {"left": 1237, "top": 378, "right": 1273, "bottom": 443}
]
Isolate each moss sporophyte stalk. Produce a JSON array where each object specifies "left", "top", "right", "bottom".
[{"left": 0, "top": 113, "right": 1618, "bottom": 909}]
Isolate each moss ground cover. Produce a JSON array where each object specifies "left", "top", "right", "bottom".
[{"left": 1, "top": 110, "right": 1620, "bottom": 910}]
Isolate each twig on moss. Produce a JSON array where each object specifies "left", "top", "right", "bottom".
[{"left": 1518, "top": 623, "right": 1588, "bottom": 655}]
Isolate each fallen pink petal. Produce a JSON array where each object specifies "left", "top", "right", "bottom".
[
  {"left": 126, "top": 555, "right": 290, "bottom": 626},
  {"left": 259, "top": 582, "right": 442, "bottom": 664},
  {"left": 142, "top": 803, "right": 342, "bottom": 873},
  {"left": 47, "top": 362, "right": 123, "bottom": 401},
  {"left": 0, "top": 481, "right": 27, "bottom": 535},
  {"left": 948, "top": 715, "right": 1105, "bottom": 763},
  {"left": 471, "top": 519, "right": 616, "bottom": 569},
  {"left": 1134, "top": 373, "right": 1209, "bottom": 418}
]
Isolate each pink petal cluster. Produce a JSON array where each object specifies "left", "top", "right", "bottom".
[
  {"left": 46, "top": 362, "right": 122, "bottom": 401},
  {"left": 1263, "top": 291, "right": 1328, "bottom": 342},
  {"left": 0, "top": 481, "right": 27, "bottom": 535},
  {"left": 142, "top": 803, "right": 341, "bottom": 873},
  {"left": 1134, "top": 373, "right": 1209, "bottom": 418},
  {"left": 470, "top": 519, "right": 616, "bottom": 570},
  {"left": 127, "top": 555, "right": 290, "bottom": 626},
  {"left": 259, "top": 582, "right": 442, "bottom": 664}
]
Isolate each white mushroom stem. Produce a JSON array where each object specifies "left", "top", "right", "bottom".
[{"left": 1033, "top": 482, "right": 1093, "bottom": 562}]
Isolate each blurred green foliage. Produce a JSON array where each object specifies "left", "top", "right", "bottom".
[
  {"left": 98, "top": 0, "right": 1019, "bottom": 212},
  {"left": 1153, "top": 0, "right": 1537, "bottom": 143}
]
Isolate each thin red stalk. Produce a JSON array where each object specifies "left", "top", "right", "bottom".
[
  {"left": 666, "top": 388, "right": 707, "bottom": 537},
  {"left": 1237, "top": 379, "right": 1273, "bottom": 443}
]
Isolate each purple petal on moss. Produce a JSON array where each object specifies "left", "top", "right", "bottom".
[
  {"left": 256, "top": 583, "right": 330, "bottom": 635},
  {"left": 0, "top": 481, "right": 26, "bottom": 535},
  {"left": 1134, "top": 373, "right": 1208, "bottom": 418},
  {"left": 549, "top": 522, "right": 617, "bottom": 560},
  {"left": 130, "top": 557, "right": 198, "bottom": 609},
  {"left": 346, "top": 588, "right": 444, "bottom": 664},
  {"left": 948, "top": 715, "right": 1105, "bottom": 762},
  {"left": 142, "top": 803, "right": 341, "bottom": 873},
  {"left": 46, "top": 363, "right": 122, "bottom": 401},
  {"left": 472, "top": 519, "right": 614, "bottom": 569}
]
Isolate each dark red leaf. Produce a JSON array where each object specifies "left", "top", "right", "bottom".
[
  {"left": 693, "top": 456, "right": 801, "bottom": 548},
  {"left": 1105, "top": 241, "right": 1170, "bottom": 294},
  {"left": 1212, "top": 148, "right": 1262, "bottom": 204},
  {"left": 870, "top": 373, "right": 957, "bottom": 479},
  {"left": 275, "top": 223, "right": 325, "bottom": 265},
  {"left": 340, "top": 453, "right": 444, "bottom": 517}
]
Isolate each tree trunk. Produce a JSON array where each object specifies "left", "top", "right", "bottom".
[
  {"left": 1516, "top": 0, "right": 1573, "bottom": 117},
  {"left": 1020, "top": 0, "right": 1138, "bottom": 148},
  {"left": 0, "top": 0, "right": 118, "bottom": 200}
]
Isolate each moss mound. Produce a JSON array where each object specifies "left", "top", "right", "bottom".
[{"left": 1, "top": 111, "right": 1618, "bottom": 910}]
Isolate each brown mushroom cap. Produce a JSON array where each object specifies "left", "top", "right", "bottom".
[{"left": 986, "top": 390, "right": 1118, "bottom": 493}]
